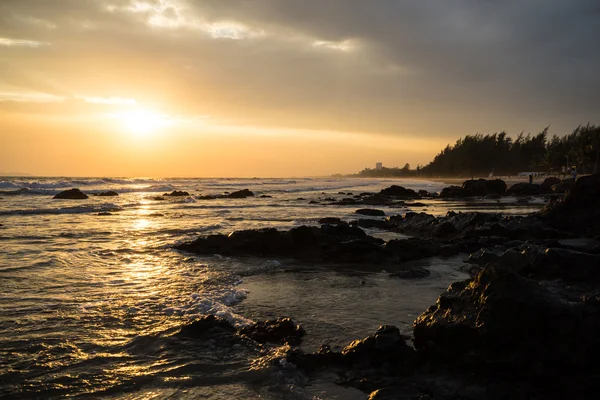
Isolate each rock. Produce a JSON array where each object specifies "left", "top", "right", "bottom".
[
  {"left": 97, "top": 212, "right": 113, "bottom": 216},
  {"left": 309, "top": 200, "right": 320, "bottom": 204},
  {"left": 318, "top": 217, "right": 346, "bottom": 225},
  {"left": 541, "top": 173, "right": 600, "bottom": 236},
  {"left": 259, "top": 194, "right": 272, "bottom": 198},
  {"left": 506, "top": 183, "right": 540, "bottom": 196},
  {"left": 197, "top": 195, "right": 218, "bottom": 200},
  {"left": 379, "top": 185, "right": 420, "bottom": 199},
  {"left": 540, "top": 177, "right": 561, "bottom": 193},
  {"left": 96, "top": 190, "right": 118, "bottom": 196},
  {"left": 357, "top": 219, "right": 389, "bottom": 229},
  {"left": 418, "top": 189, "right": 433, "bottom": 197},
  {"left": 439, "top": 185, "right": 466, "bottom": 198},
  {"left": 228, "top": 189, "right": 254, "bottom": 198},
  {"left": 404, "top": 202, "right": 427, "bottom": 207},
  {"left": 413, "top": 267, "right": 600, "bottom": 378},
  {"left": 389, "top": 267, "right": 430, "bottom": 279},
  {"left": 462, "top": 179, "right": 507, "bottom": 196},
  {"left": 484, "top": 193, "right": 501, "bottom": 199},
  {"left": 355, "top": 208, "right": 386, "bottom": 216},
  {"left": 178, "top": 315, "right": 236, "bottom": 337},
  {"left": 164, "top": 190, "right": 190, "bottom": 197},
  {"left": 53, "top": 188, "right": 88, "bottom": 199},
  {"left": 239, "top": 317, "right": 305, "bottom": 346}
]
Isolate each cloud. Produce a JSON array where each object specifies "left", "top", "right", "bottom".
[{"left": 0, "top": 0, "right": 598, "bottom": 137}]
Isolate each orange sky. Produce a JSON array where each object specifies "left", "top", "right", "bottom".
[{"left": 1, "top": 1, "right": 598, "bottom": 177}]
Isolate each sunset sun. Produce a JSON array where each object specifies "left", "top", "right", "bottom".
[{"left": 117, "top": 109, "right": 167, "bottom": 136}]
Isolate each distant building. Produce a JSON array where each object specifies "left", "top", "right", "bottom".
[{"left": 376, "top": 162, "right": 383, "bottom": 171}]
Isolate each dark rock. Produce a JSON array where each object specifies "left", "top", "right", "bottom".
[
  {"left": 418, "top": 189, "right": 433, "bottom": 197},
  {"left": 259, "top": 195, "right": 272, "bottom": 198},
  {"left": 379, "top": 185, "right": 420, "bottom": 199},
  {"left": 178, "top": 315, "right": 236, "bottom": 337},
  {"left": 53, "top": 188, "right": 88, "bottom": 199},
  {"left": 239, "top": 317, "right": 305, "bottom": 346},
  {"left": 357, "top": 219, "right": 389, "bottom": 229},
  {"left": 540, "top": 177, "right": 561, "bottom": 193},
  {"left": 462, "top": 179, "right": 507, "bottom": 196},
  {"left": 404, "top": 202, "right": 427, "bottom": 207},
  {"left": 356, "top": 208, "right": 386, "bottom": 216},
  {"left": 413, "top": 267, "right": 600, "bottom": 378},
  {"left": 506, "top": 183, "right": 540, "bottom": 196},
  {"left": 484, "top": 193, "right": 501, "bottom": 199},
  {"left": 97, "top": 212, "right": 113, "bottom": 216},
  {"left": 318, "top": 217, "right": 345, "bottom": 225},
  {"left": 541, "top": 173, "right": 600, "bottom": 236},
  {"left": 96, "top": 190, "right": 119, "bottom": 197},
  {"left": 309, "top": 200, "right": 320, "bottom": 204},
  {"left": 439, "top": 185, "right": 466, "bottom": 198},
  {"left": 164, "top": 190, "right": 190, "bottom": 197},
  {"left": 229, "top": 189, "right": 254, "bottom": 198},
  {"left": 341, "top": 325, "right": 414, "bottom": 367},
  {"left": 197, "top": 195, "right": 218, "bottom": 200}
]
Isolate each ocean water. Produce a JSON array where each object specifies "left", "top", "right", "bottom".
[{"left": 0, "top": 177, "right": 545, "bottom": 399}]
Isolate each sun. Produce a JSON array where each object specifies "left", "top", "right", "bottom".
[{"left": 117, "top": 109, "right": 167, "bottom": 136}]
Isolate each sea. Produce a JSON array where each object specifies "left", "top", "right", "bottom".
[{"left": 0, "top": 177, "right": 546, "bottom": 399}]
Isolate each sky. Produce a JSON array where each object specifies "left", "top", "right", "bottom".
[{"left": 1, "top": 0, "right": 599, "bottom": 177}]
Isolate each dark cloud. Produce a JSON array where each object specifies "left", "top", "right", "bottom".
[{"left": 1, "top": 0, "right": 599, "bottom": 136}]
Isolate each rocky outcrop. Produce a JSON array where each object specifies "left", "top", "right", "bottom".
[
  {"left": 53, "top": 188, "right": 88, "bottom": 199},
  {"left": 318, "top": 217, "right": 346, "bottom": 225},
  {"left": 355, "top": 208, "right": 386, "bottom": 216},
  {"left": 239, "top": 318, "right": 305, "bottom": 346},
  {"left": 96, "top": 190, "right": 119, "bottom": 197},
  {"left": 539, "top": 177, "right": 561, "bottom": 193},
  {"left": 461, "top": 179, "right": 507, "bottom": 196},
  {"left": 413, "top": 267, "right": 600, "bottom": 380},
  {"left": 506, "top": 182, "right": 540, "bottom": 196},
  {"left": 378, "top": 185, "right": 420, "bottom": 199},
  {"left": 228, "top": 189, "right": 254, "bottom": 198},
  {"left": 541, "top": 173, "right": 600, "bottom": 237},
  {"left": 439, "top": 185, "right": 465, "bottom": 198}
]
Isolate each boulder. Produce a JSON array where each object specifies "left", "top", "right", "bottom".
[
  {"left": 378, "top": 185, "right": 420, "bottom": 199},
  {"left": 506, "top": 183, "right": 540, "bottom": 196},
  {"left": 178, "top": 315, "right": 236, "bottom": 337},
  {"left": 239, "top": 318, "right": 305, "bottom": 346},
  {"left": 355, "top": 208, "right": 386, "bottom": 216},
  {"left": 413, "top": 267, "right": 600, "bottom": 378},
  {"left": 96, "top": 190, "right": 119, "bottom": 197},
  {"left": 341, "top": 325, "right": 414, "bottom": 367},
  {"left": 318, "top": 217, "right": 346, "bottom": 225},
  {"left": 53, "top": 188, "right": 88, "bottom": 199},
  {"left": 462, "top": 179, "right": 507, "bottom": 196},
  {"left": 539, "top": 177, "right": 561, "bottom": 193},
  {"left": 439, "top": 185, "right": 466, "bottom": 198},
  {"left": 228, "top": 189, "right": 254, "bottom": 198}
]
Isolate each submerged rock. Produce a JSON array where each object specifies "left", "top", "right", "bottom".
[
  {"left": 178, "top": 315, "right": 236, "bottom": 337},
  {"left": 53, "top": 188, "right": 88, "bottom": 199}
]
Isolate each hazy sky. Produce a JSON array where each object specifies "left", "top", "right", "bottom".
[{"left": 1, "top": 0, "right": 599, "bottom": 177}]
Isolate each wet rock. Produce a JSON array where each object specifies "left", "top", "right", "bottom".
[
  {"left": 178, "top": 315, "right": 236, "bottom": 337},
  {"left": 259, "top": 194, "right": 272, "bottom": 198},
  {"left": 379, "top": 185, "right": 420, "bottom": 199},
  {"left": 96, "top": 190, "right": 119, "bottom": 196},
  {"left": 461, "top": 179, "right": 507, "bottom": 196},
  {"left": 164, "top": 190, "right": 190, "bottom": 197},
  {"left": 228, "top": 189, "right": 254, "bottom": 198},
  {"left": 506, "top": 183, "right": 540, "bottom": 196},
  {"left": 389, "top": 267, "right": 430, "bottom": 279},
  {"left": 309, "top": 200, "right": 320, "bottom": 204},
  {"left": 97, "top": 212, "right": 113, "bottom": 216},
  {"left": 413, "top": 267, "right": 600, "bottom": 378},
  {"left": 356, "top": 208, "right": 386, "bottom": 216},
  {"left": 197, "top": 195, "right": 218, "bottom": 200},
  {"left": 404, "top": 202, "right": 427, "bottom": 207},
  {"left": 53, "top": 188, "right": 88, "bottom": 199},
  {"left": 239, "top": 317, "right": 305, "bottom": 346},
  {"left": 342, "top": 325, "right": 414, "bottom": 367}
]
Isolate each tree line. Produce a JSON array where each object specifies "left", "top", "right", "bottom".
[{"left": 357, "top": 124, "right": 600, "bottom": 178}]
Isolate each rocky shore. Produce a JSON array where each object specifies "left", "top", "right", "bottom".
[{"left": 176, "top": 174, "right": 600, "bottom": 399}]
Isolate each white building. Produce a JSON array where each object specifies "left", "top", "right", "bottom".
[{"left": 376, "top": 162, "right": 383, "bottom": 170}]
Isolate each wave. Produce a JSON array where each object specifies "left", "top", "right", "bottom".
[{"left": 0, "top": 203, "right": 121, "bottom": 216}]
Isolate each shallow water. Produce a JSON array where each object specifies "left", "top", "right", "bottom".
[{"left": 0, "top": 177, "right": 544, "bottom": 399}]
